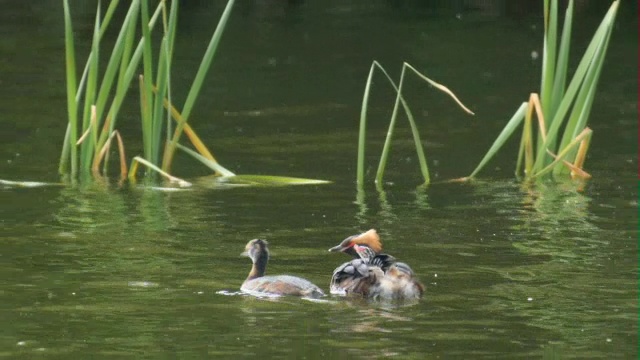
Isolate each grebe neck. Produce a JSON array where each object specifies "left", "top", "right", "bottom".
[{"left": 247, "top": 251, "right": 268, "bottom": 281}]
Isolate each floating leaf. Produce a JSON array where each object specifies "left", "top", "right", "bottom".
[
  {"left": 0, "top": 179, "right": 64, "bottom": 188},
  {"left": 195, "top": 175, "right": 331, "bottom": 188}
]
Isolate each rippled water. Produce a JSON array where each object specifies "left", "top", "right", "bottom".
[
  {"left": 2, "top": 178, "right": 636, "bottom": 358},
  {"left": 0, "top": 1, "right": 637, "bottom": 358}
]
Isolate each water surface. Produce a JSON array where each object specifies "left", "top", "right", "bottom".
[{"left": 0, "top": 1, "right": 637, "bottom": 358}]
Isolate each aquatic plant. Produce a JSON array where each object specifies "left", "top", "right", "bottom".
[
  {"left": 58, "top": 0, "right": 327, "bottom": 188},
  {"left": 356, "top": 61, "right": 474, "bottom": 188},
  {"left": 466, "top": 0, "right": 619, "bottom": 181},
  {"left": 60, "top": 0, "right": 234, "bottom": 184}
]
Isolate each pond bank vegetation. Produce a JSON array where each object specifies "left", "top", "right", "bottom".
[{"left": 355, "top": 0, "right": 619, "bottom": 189}]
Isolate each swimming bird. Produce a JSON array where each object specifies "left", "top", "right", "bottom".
[
  {"left": 241, "top": 239, "right": 325, "bottom": 298},
  {"left": 328, "top": 229, "right": 424, "bottom": 301}
]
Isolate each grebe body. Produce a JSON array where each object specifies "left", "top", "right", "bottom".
[{"left": 241, "top": 239, "right": 324, "bottom": 298}]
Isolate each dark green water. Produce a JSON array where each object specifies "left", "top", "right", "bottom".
[{"left": 0, "top": 1, "right": 637, "bottom": 358}]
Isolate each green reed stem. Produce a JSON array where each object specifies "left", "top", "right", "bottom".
[
  {"left": 61, "top": 0, "right": 78, "bottom": 177},
  {"left": 532, "top": 0, "right": 618, "bottom": 174},
  {"left": 552, "top": 1, "right": 617, "bottom": 176},
  {"left": 162, "top": 0, "right": 236, "bottom": 172},
  {"left": 140, "top": 0, "right": 154, "bottom": 165},
  {"left": 79, "top": 1, "right": 101, "bottom": 172},
  {"left": 356, "top": 63, "right": 375, "bottom": 188}
]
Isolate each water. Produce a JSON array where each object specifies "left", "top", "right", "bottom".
[{"left": 0, "top": 1, "right": 637, "bottom": 358}]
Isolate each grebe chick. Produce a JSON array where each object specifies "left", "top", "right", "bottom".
[
  {"left": 329, "top": 258, "right": 383, "bottom": 296},
  {"left": 369, "top": 259, "right": 425, "bottom": 301},
  {"left": 241, "top": 239, "right": 324, "bottom": 298}
]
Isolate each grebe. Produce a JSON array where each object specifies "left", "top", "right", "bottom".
[
  {"left": 241, "top": 239, "right": 325, "bottom": 298},
  {"left": 328, "top": 229, "right": 424, "bottom": 300},
  {"left": 328, "top": 229, "right": 396, "bottom": 271}
]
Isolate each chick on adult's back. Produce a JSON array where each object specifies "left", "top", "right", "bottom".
[
  {"left": 328, "top": 229, "right": 424, "bottom": 301},
  {"left": 241, "top": 239, "right": 324, "bottom": 298}
]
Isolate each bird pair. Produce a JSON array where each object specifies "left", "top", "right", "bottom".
[{"left": 240, "top": 229, "right": 424, "bottom": 301}]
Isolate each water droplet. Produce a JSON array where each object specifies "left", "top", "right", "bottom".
[{"left": 531, "top": 50, "right": 539, "bottom": 60}]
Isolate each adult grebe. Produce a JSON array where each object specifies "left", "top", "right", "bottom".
[
  {"left": 328, "top": 230, "right": 424, "bottom": 300},
  {"left": 241, "top": 239, "right": 325, "bottom": 298},
  {"left": 328, "top": 229, "right": 396, "bottom": 270}
]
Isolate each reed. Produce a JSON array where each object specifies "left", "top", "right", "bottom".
[
  {"left": 356, "top": 61, "right": 473, "bottom": 188},
  {"left": 60, "top": 0, "right": 154, "bottom": 179},
  {"left": 466, "top": 0, "right": 619, "bottom": 181},
  {"left": 59, "top": 0, "right": 236, "bottom": 182},
  {"left": 58, "top": 0, "right": 329, "bottom": 188}
]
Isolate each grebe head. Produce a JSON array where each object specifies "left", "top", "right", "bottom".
[
  {"left": 328, "top": 229, "right": 382, "bottom": 255},
  {"left": 386, "top": 262, "right": 415, "bottom": 278},
  {"left": 241, "top": 239, "right": 269, "bottom": 263}
]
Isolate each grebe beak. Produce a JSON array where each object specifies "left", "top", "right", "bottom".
[
  {"left": 240, "top": 250, "right": 249, "bottom": 257},
  {"left": 328, "top": 244, "right": 346, "bottom": 252}
]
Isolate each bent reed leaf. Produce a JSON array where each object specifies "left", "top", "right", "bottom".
[
  {"left": 357, "top": 61, "right": 473, "bottom": 188},
  {"left": 176, "top": 144, "right": 235, "bottom": 177},
  {"left": 129, "top": 156, "right": 191, "bottom": 187}
]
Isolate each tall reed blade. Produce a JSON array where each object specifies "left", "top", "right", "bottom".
[
  {"left": 151, "top": 37, "right": 170, "bottom": 166},
  {"left": 94, "top": 0, "right": 140, "bottom": 133},
  {"left": 162, "top": 0, "right": 236, "bottom": 172},
  {"left": 163, "top": 0, "right": 179, "bottom": 147},
  {"left": 552, "top": 1, "right": 618, "bottom": 176},
  {"left": 74, "top": 0, "right": 120, "bottom": 107},
  {"left": 549, "top": 0, "right": 573, "bottom": 119},
  {"left": 540, "top": 0, "right": 558, "bottom": 122},
  {"left": 95, "top": 0, "right": 141, "bottom": 168},
  {"left": 536, "top": 0, "right": 558, "bottom": 169},
  {"left": 80, "top": 1, "right": 102, "bottom": 171},
  {"left": 140, "top": 0, "right": 155, "bottom": 164},
  {"left": 61, "top": 0, "right": 78, "bottom": 177},
  {"left": 356, "top": 63, "right": 376, "bottom": 187},
  {"left": 532, "top": 1, "right": 619, "bottom": 173}
]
